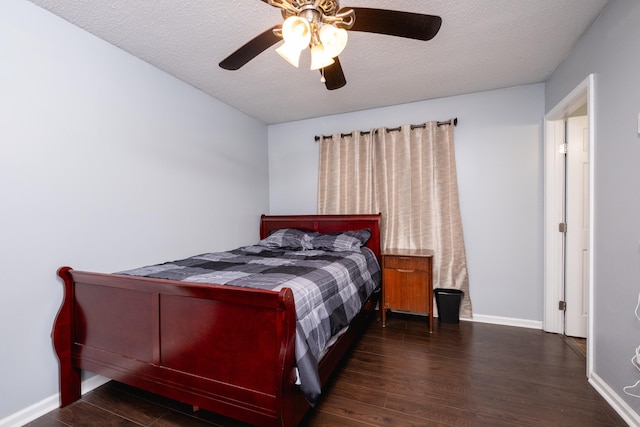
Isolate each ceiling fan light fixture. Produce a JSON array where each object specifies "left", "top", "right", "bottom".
[
  {"left": 319, "top": 24, "right": 348, "bottom": 58},
  {"left": 276, "top": 15, "right": 312, "bottom": 67},
  {"left": 276, "top": 42, "right": 304, "bottom": 67},
  {"left": 281, "top": 16, "right": 311, "bottom": 50},
  {"left": 310, "top": 43, "right": 335, "bottom": 70}
]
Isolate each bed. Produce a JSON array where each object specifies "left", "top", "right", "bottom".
[{"left": 52, "top": 213, "right": 382, "bottom": 427}]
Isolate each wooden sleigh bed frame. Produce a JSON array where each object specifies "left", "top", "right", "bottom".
[{"left": 52, "top": 214, "right": 381, "bottom": 427}]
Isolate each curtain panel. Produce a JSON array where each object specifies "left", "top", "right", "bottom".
[
  {"left": 317, "top": 131, "right": 375, "bottom": 214},
  {"left": 317, "top": 121, "right": 471, "bottom": 318}
]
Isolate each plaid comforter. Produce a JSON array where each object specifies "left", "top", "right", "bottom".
[{"left": 119, "top": 244, "right": 381, "bottom": 404}]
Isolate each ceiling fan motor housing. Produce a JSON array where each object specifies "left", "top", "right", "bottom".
[
  {"left": 288, "top": 0, "right": 339, "bottom": 16},
  {"left": 277, "top": 0, "right": 354, "bottom": 30}
]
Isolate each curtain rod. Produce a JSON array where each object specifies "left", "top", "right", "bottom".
[{"left": 314, "top": 118, "right": 458, "bottom": 142}]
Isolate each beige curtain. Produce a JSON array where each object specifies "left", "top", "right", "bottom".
[
  {"left": 317, "top": 130, "right": 375, "bottom": 214},
  {"left": 317, "top": 121, "right": 472, "bottom": 318}
]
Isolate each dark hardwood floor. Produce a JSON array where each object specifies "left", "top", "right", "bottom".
[{"left": 27, "top": 314, "right": 625, "bottom": 426}]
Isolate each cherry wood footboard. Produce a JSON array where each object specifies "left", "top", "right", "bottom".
[
  {"left": 53, "top": 268, "right": 298, "bottom": 426},
  {"left": 52, "top": 214, "right": 381, "bottom": 427}
]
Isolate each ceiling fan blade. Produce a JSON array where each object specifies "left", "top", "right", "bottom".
[
  {"left": 219, "top": 26, "right": 282, "bottom": 70},
  {"left": 346, "top": 7, "right": 442, "bottom": 41},
  {"left": 323, "top": 57, "right": 346, "bottom": 90}
]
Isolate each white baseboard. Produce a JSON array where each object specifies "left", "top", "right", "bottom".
[
  {"left": 0, "top": 375, "right": 110, "bottom": 427},
  {"left": 589, "top": 372, "right": 640, "bottom": 426},
  {"left": 465, "top": 313, "right": 543, "bottom": 330},
  {"left": 381, "top": 309, "right": 544, "bottom": 330}
]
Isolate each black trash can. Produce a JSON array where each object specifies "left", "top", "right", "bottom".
[{"left": 434, "top": 288, "right": 464, "bottom": 323}]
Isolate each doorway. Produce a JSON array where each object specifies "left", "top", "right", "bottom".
[{"left": 543, "top": 74, "right": 594, "bottom": 377}]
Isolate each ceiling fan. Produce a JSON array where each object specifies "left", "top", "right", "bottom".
[{"left": 219, "top": 0, "right": 442, "bottom": 90}]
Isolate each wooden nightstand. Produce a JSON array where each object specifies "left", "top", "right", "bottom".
[{"left": 381, "top": 249, "right": 435, "bottom": 332}]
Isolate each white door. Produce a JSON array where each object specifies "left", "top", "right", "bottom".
[{"left": 564, "top": 115, "right": 589, "bottom": 338}]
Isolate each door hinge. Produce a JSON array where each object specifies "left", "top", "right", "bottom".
[
  {"left": 559, "top": 222, "right": 567, "bottom": 233},
  {"left": 559, "top": 300, "right": 566, "bottom": 311},
  {"left": 559, "top": 143, "right": 568, "bottom": 154}
]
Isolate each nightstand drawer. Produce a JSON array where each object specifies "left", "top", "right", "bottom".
[{"left": 384, "top": 255, "right": 430, "bottom": 272}]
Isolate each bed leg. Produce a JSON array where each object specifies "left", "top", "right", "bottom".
[
  {"left": 53, "top": 266, "right": 82, "bottom": 407},
  {"left": 53, "top": 317, "right": 81, "bottom": 407},
  {"left": 59, "top": 362, "right": 81, "bottom": 407}
]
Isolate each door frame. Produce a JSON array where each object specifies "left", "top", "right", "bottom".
[{"left": 543, "top": 74, "right": 595, "bottom": 376}]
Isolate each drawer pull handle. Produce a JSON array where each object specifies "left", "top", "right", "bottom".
[{"left": 396, "top": 269, "right": 415, "bottom": 273}]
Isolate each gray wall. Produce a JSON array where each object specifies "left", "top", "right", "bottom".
[
  {"left": 268, "top": 84, "right": 545, "bottom": 324},
  {"left": 0, "top": 1, "right": 269, "bottom": 420},
  {"left": 546, "top": 0, "right": 640, "bottom": 416}
]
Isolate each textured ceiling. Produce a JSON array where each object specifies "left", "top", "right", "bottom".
[{"left": 28, "top": 0, "right": 609, "bottom": 124}]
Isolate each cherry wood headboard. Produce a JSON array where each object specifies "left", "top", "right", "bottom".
[{"left": 260, "top": 213, "right": 382, "bottom": 262}]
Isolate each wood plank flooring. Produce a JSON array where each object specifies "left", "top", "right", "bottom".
[{"left": 27, "top": 314, "right": 625, "bottom": 426}]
